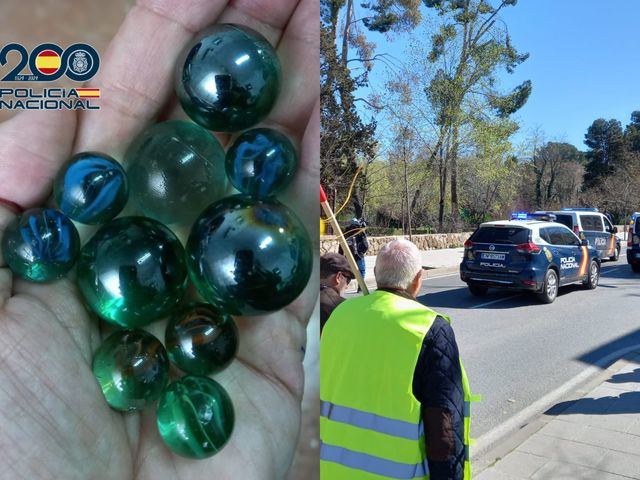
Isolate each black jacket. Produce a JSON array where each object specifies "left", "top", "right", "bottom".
[{"left": 380, "top": 288, "right": 465, "bottom": 480}]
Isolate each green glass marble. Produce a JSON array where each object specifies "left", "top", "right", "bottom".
[
  {"left": 225, "top": 128, "right": 297, "bottom": 198},
  {"left": 165, "top": 303, "right": 238, "bottom": 375},
  {"left": 157, "top": 376, "right": 234, "bottom": 459},
  {"left": 77, "top": 216, "right": 187, "bottom": 328},
  {"left": 1, "top": 208, "right": 80, "bottom": 282},
  {"left": 175, "top": 24, "right": 281, "bottom": 132},
  {"left": 186, "top": 195, "right": 313, "bottom": 315},
  {"left": 124, "top": 120, "right": 228, "bottom": 225},
  {"left": 92, "top": 329, "right": 169, "bottom": 411}
]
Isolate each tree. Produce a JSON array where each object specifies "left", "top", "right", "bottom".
[
  {"left": 424, "top": 0, "right": 531, "bottom": 230},
  {"left": 320, "top": 0, "right": 422, "bottom": 219},
  {"left": 583, "top": 118, "right": 625, "bottom": 187},
  {"left": 532, "top": 142, "right": 584, "bottom": 208},
  {"left": 624, "top": 111, "right": 640, "bottom": 153}
]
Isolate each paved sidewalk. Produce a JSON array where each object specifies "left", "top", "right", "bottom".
[
  {"left": 477, "top": 354, "right": 640, "bottom": 479},
  {"left": 346, "top": 247, "right": 464, "bottom": 293}
]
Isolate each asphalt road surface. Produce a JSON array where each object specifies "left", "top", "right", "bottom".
[{"left": 416, "top": 247, "right": 640, "bottom": 437}]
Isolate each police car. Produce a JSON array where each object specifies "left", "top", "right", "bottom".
[
  {"left": 628, "top": 212, "right": 640, "bottom": 273},
  {"left": 460, "top": 213, "right": 601, "bottom": 304},
  {"left": 540, "top": 208, "right": 620, "bottom": 261}
]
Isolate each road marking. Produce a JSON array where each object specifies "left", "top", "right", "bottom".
[
  {"left": 473, "top": 344, "right": 640, "bottom": 460},
  {"left": 601, "top": 266, "right": 623, "bottom": 276},
  {"left": 470, "top": 295, "right": 521, "bottom": 309},
  {"left": 425, "top": 272, "right": 460, "bottom": 280}
]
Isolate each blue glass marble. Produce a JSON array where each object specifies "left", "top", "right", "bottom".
[
  {"left": 186, "top": 195, "right": 313, "bottom": 315},
  {"left": 225, "top": 128, "right": 297, "bottom": 197},
  {"left": 1, "top": 208, "right": 80, "bottom": 282},
  {"left": 53, "top": 152, "right": 128, "bottom": 225},
  {"left": 175, "top": 24, "right": 281, "bottom": 132}
]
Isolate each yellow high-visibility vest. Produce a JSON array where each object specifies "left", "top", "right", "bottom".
[{"left": 320, "top": 290, "right": 476, "bottom": 479}]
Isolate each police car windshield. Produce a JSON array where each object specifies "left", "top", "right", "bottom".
[
  {"left": 553, "top": 214, "right": 573, "bottom": 229},
  {"left": 471, "top": 226, "right": 530, "bottom": 245}
]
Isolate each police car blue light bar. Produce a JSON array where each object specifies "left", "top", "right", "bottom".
[{"left": 511, "top": 212, "right": 557, "bottom": 222}]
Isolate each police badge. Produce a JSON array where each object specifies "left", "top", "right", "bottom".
[{"left": 71, "top": 51, "right": 89, "bottom": 74}]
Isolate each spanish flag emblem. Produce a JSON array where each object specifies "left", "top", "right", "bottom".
[
  {"left": 35, "top": 50, "right": 62, "bottom": 75},
  {"left": 75, "top": 88, "right": 101, "bottom": 98}
]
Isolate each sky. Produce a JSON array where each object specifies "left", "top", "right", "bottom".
[{"left": 357, "top": 0, "right": 640, "bottom": 151}]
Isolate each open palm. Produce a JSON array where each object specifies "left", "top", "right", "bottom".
[{"left": 0, "top": 0, "right": 319, "bottom": 478}]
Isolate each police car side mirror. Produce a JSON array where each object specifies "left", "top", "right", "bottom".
[
  {"left": 613, "top": 226, "right": 618, "bottom": 233},
  {"left": 581, "top": 239, "right": 589, "bottom": 247}
]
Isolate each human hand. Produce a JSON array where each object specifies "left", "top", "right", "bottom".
[{"left": 0, "top": 0, "right": 319, "bottom": 478}]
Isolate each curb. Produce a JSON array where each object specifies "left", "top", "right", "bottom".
[{"left": 473, "top": 347, "right": 640, "bottom": 473}]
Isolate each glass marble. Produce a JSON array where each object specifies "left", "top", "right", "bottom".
[
  {"left": 157, "top": 375, "right": 234, "bottom": 459},
  {"left": 165, "top": 303, "right": 238, "bottom": 375},
  {"left": 176, "top": 24, "right": 281, "bottom": 132},
  {"left": 186, "top": 195, "right": 312, "bottom": 316},
  {"left": 77, "top": 216, "right": 187, "bottom": 328},
  {"left": 124, "top": 120, "right": 228, "bottom": 225},
  {"left": 92, "top": 329, "right": 169, "bottom": 411},
  {"left": 1, "top": 208, "right": 80, "bottom": 282},
  {"left": 53, "top": 151, "right": 128, "bottom": 224},
  {"left": 225, "top": 128, "right": 297, "bottom": 197}
]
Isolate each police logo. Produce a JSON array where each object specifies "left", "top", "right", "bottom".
[
  {"left": 543, "top": 247, "right": 553, "bottom": 262},
  {"left": 71, "top": 51, "right": 89, "bottom": 74},
  {"left": 489, "top": 244, "right": 495, "bottom": 251}
]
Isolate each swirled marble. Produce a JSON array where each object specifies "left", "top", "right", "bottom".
[
  {"left": 92, "top": 329, "right": 170, "bottom": 411},
  {"left": 54, "top": 151, "right": 128, "bottom": 224},
  {"left": 225, "top": 128, "right": 297, "bottom": 197},
  {"left": 157, "top": 376, "right": 234, "bottom": 458},
  {"left": 165, "top": 303, "right": 238, "bottom": 375},
  {"left": 1, "top": 208, "right": 80, "bottom": 282}
]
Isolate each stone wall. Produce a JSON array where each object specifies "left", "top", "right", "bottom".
[{"left": 320, "top": 232, "right": 473, "bottom": 256}]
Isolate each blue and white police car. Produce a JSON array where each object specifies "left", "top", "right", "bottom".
[{"left": 460, "top": 213, "right": 601, "bottom": 303}]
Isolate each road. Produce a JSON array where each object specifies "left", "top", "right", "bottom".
[{"left": 416, "top": 248, "right": 640, "bottom": 437}]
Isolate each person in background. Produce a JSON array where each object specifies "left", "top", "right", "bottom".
[
  {"left": 320, "top": 253, "right": 354, "bottom": 333},
  {"left": 321, "top": 239, "right": 475, "bottom": 480},
  {"left": 339, "top": 218, "right": 368, "bottom": 291}
]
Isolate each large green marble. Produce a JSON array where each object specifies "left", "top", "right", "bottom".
[
  {"left": 92, "top": 329, "right": 169, "bottom": 411},
  {"left": 77, "top": 216, "right": 187, "bottom": 327},
  {"left": 1, "top": 208, "right": 80, "bottom": 282},
  {"left": 165, "top": 303, "right": 238, "bottom": 375},
  {"left": 186, "top": 195, "right": 312, "bottom": 315},
  {"left": 175, "top": 24, "right": 281, "bottom": 132},
  {"left": 157, "top": 376, "right": 234, "bottom": 458},
  {"left": 124, "top": 120, "right": 228, "bottom": 225}
]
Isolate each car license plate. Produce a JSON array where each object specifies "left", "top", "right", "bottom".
[{"left": 481, "top": 252, "right": 505, "bottom": 260}]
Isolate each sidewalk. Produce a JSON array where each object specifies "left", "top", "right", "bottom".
[
  {"left": 346, "top": 247, "right": 464, "bottom": 293},
  {"left": 477, "top": 354, "right": 640, "bottom": 479}
]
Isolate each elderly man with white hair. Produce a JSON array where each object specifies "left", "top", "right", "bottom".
[{"left": 320, "top": 239, "right": 475, "bottom": 480}]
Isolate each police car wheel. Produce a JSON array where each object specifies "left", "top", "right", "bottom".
[
  {"left": 538, "top": 269, "right": 558, "bottom": 304},
  {"left": 468, "top": 285, "right": 489, "bottom": 296},
  {"left": 583, "top": 260, "right": 599, "bottom": 289},
  {"left": 609, "top": 245, "right": 620, "bottom": 262}
]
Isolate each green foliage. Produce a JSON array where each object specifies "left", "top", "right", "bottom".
[
  {"left": 489, "top": 80, "right": 532, "bottom": 118},
  {"left": 583, "top": 118, "right": 625, "bottom": 186}
]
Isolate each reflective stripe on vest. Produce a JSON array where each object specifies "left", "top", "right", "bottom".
[
  {"left": 321, "top": 442, "right": 429, "bottom": 479},
  {"left": 321, "top": 401, "right": 424, "bottom": 441}
]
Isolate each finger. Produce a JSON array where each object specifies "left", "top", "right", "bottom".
[
  {"left": 74, "top": 0, "right": 232, "bottom": 155},
  {"left": 268, "top": 0, "right": 320, "bottom": 137},
  {"left": 0, "top": 110, "right": 77, "bottom": 208}
]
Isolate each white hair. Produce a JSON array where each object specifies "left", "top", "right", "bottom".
[{"left": 374, "top": 239, "right": 422, "bottom": 289}]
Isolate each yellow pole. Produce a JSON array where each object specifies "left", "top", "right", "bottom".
[{"left": 321, "top": 186, "right": 369, "bottom": 295}]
